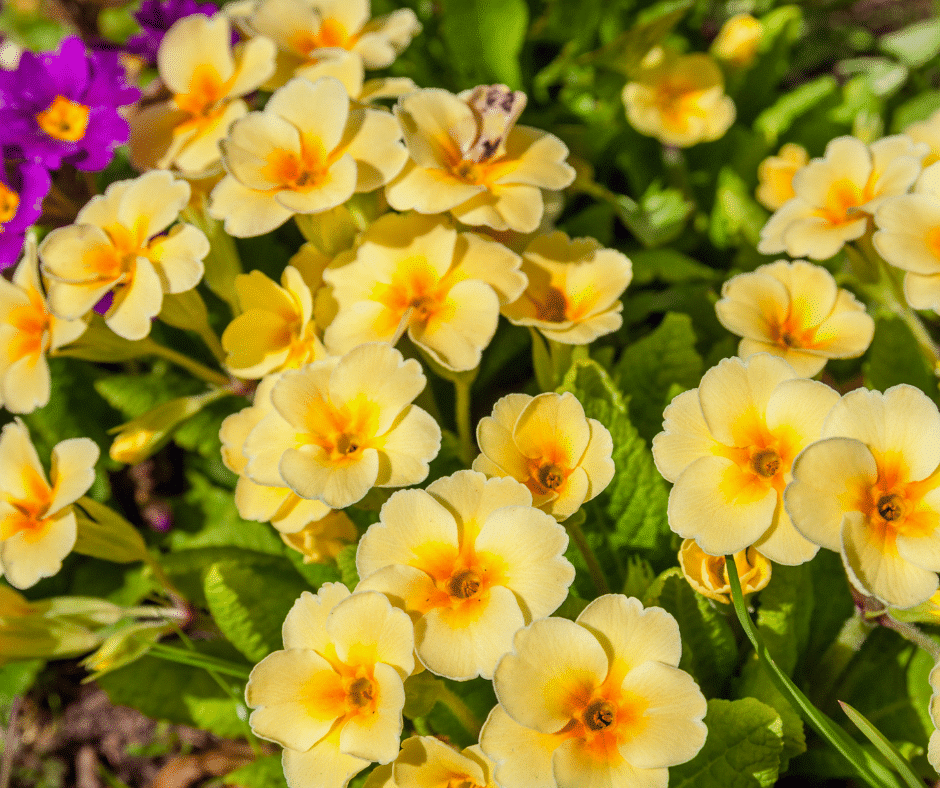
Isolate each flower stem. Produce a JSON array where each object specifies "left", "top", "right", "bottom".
[
  {"left": 147, "top": 342, "right": 231, "bottom": 387},
  {"left": 181, "top": 206, "right": 243, "bottom": 315},
  {"left": 451, "top": 368, "right": 478, "bottom": 466},
  {"left": 879, "top": 615, "right": 940, "bottom": 661},
  {"left": 565, "top": 510, "right": 610, "bottom": 595},
  {"left": 436, "top": 684, "right": 482, "bottom": 739}
]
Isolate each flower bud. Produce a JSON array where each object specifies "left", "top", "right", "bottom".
[
  {"left": 678, "top": 539, "right": 771, "bottom": 604},
  {"left": 711, "top": 13, "right": 763, "bottom": 67}
]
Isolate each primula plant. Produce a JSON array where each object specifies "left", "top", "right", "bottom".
[{"left": 6, "top": 1, "right": 940, "bottom": 787}]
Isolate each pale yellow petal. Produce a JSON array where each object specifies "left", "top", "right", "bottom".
[
  {"left": 752, "top": 504, "right": 820, "bottom": 566},
  {"left": 282, "top": 736, "right": 369, "bottom": 788},
  {"left": 904, "top": 272, "right": 940, "bottom": 312},
  {"left": 451, "top": 183, "right": 543, "bottom": 233},
  {"left": 275, "top": 154, "right": 357, "bottom": 214},
  {"left": 513, "top": 392, "right": 591, "bottom": 469},
  {"left": 159, "top": 14, "right": 235, "bottom": 96},
  {"left": 450, "top": 232, "right": 526, "bottom": 305},
  {"left": 343, "top": 107, "right": 408, "bottom": 191},
  {"left": 327, "top": 591, "right": 414, "bottom": 677},
  {"left": 0, "top": 420, "right": 47, "bottom": 501},
  {"left": 105, "top": 257, "right": 163, "bottom": 340},
  {"left": 553, "top": 738, "right": 667, "bottom": 788},
  {"left": 764, "top": 378, "right": 840, "bottom": 444},
  {"left": 281, "top": 584, "right": 351, "bottom": 651},
  {"left": 280, "top": 444, "right": 380, "bottom": 508},
  {"left": 148, "top": 224, "right": 208, "bottom": 294},
  {"left": 48, "top": 438, "right": 98, "bottom": 514},
  {"left": 576, "top": 595, "right": 681, "bottom": 672},
  {"left": 651, "top": 390, "right": 718, "bottom": 483},
  {"left": 209, "top": 175, "right": 295, "bottom": 238},
  {"left": 226, "top": 35, "right": 277, "bottom": 97},
  {"left": 385, "top": 161, "right": 484, "bottom": 214},
  {"left": 270, "top": 77, "right": 350, "bottom": 155},
  {"left": 425, "top": 471, "right": 532, "bottom": 535},
  {"left": 339, "top": 661, "right": 404, "bottom": 763},
  {"left": 479, "top": 706, "right": 559, "bottom": 788},
  {"left": 2, "top": 354, "right": 51, "bottom": 415},
  {"left": 375, "top": 406, "right": 440, "bottom": 488},
  {"left": 395, "top": 89, "right": 478, "bottom": 170},
  {"left": 1, "top": 510, "right": 75, "bottom": 589}
]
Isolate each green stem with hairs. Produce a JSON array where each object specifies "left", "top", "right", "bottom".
[
  {"left": 436, "top": 684, "right": 482, "bottom": 739},
  {"left": 146, "top": 343, "right": 231, "bottom": 387},
  {"left": 565, "top": 510, "right": 610, "bottom": 595}
]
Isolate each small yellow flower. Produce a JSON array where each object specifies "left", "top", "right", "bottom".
[
  {"left": 246, "top": 584, "right": 415, "bottom": 788},
  {"left": 230, "top": 0, "right": 421, "bottom": 88},
  {"left": 501, "top": 231, "right": 632, "bottom": 345},
  {"left": 480, "top": 595, "right": 707, "bottom": 788},
  {"left": 904, "top": 108, "right": 940, "bottom": 168},
  {"left": 0, "top": 420, "right": 98, "bottom": 589},
  {"left": 356, "top": 470, "right": 575, "bottom": 680},
  {"left": 363, "top": 736, "right": 497, "bottom": 788},
  {"left": 386, "top": 85, "right": 576, "bottom": 233},
  {"left": 209, "top": 76, "right": 408, "bottom": 237},
  {"left": 711, "top": 13, "right": 763, "bottom": 67},
  {"left": 622, "top": 47, "right": 736, "bottom": 148},
  {"left": 241, "top": 343, "right": 441, "bottom": 509},
  {"left": 39, "top": 171, "right": 210, "bottom": 340},
  {"left": 280, "top": 510, "right": 357, "bottom": 563},
  {"left": 0, "top": 236, "right": 86, "bottom": 414},
  {"left": 652, "top": 353, "right": 840, "bottom": 564},
  {"left": 756, "top": 143, "right": 809, "bottom": 211},
  {"left": 758, "top": 135, "right": 927, "bottom": 260},
  {"left": 715, "top": 259, "right": 875, "bottom": 377},
  {"left": 322, "top": 212, "right": 526, "bottom": 372},
  {"left": 222, "top": 265, "right": 327, "bottom": 378},
  {"left": 473, "top": 392, "right": 614, "bottom": 520},
  {"left": 784, "top": 384, "right": 940, "bottom": 608},
  {"left": 219, "top": 374, "right": 332, "bottom": 533},
  {"left": 874, "top": 162, "right": 940, "bottom": 313},
  {"left": 678, "top": 540, "right": 771, "bottom": 604},
  {"left": 128, "top": 13, "right": 276, "bottom": 176}
]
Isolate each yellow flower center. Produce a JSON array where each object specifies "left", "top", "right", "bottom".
[
  {"left": 176, "top": 63, "right": 227, "bottom": 118},
  {"left": 36, "top": 95, "right": 90, "bottom": 142},
  {"left": 263, "top": 141, "right": 331, "bottom": 193},
  {"left": 534, "top": 286, "right": 569, "bottom": 323},
  {"left": 816, "top": 177, "right": 870, "bottom": 226},
  {"left": 0, "top": 465, "right": 53, "bottom": 542},
  {"left": 876, "top": 492, "right": 906, "bottom": 522},
  {"left": 292, "top": 17, "right": 354, "bottom": 56},
  {"left": 750, "top": 448, "right": 781, "bottom": 478},
  {"left": 345, "top": 676, "right": 375, "bottom": 709},
  {"left": 447, "top": 569, "right": 482, "bottom": 600},
  {"left": 927, "top": 226, "right": 940, "bottom": 261},
  {"left": 334, "top": 432, "right": 361, "bottom": 456},
  {"left": 583, "top": 699, "right": 617, "bottom": 731},
  {"left": 372, "top": 256, "right": 450, "bottom": 329},
  {"left": 0, "top": 182, "right": 19, "bottom": 227},
  {"left": 536, "top": 463, "right": 567, "bottom": 492}
]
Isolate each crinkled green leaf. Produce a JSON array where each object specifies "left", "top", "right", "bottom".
[
  {"left": 891, "top": 91, "right": 940, "bottom": 133},
  {"left": 754, "top": 75, "right": 839, "bottom": 143},
  {"left": 752, "top": 563, "right": 813, "bottom": 677},
  {"left": 223, "top": 756, "right": 287, "bottom": 788},
  {"left": 643, "top": 569, "right": 738, "bottom": 697},
  {"left": 736, "top": 658, "right": 807, "bottom": 771},
  {"left": 629, "top": 249, "right": 718, "bottom": 286},
  {"left": 559, "top": 359, "right": 669, "bottom": 553},
  {"left": 162, "top": 547, "right": 295, "bottom": 607},
  {"left": 204, "top": 560, "right": 309, "bottom": 662},
  {"left": 881, "top": 18, "right": 940, "bottom": 69},
  {"left": 614, "top": 312, "right": 703, "bottom": 442},
  {"left": 670, "top": 698, "right": 784, "bottom": 788},
  {"left": 863, "top": 316, "right": 936, "bottom": 398},
  {"left": 440, "top": 0, "right": 527, "bottom": 88},
  {"left": 709, "top": 166, "right": 769, "bottom": 249},
  {"left": 336, "top": 544, "right": 360, "bottom": 591}
]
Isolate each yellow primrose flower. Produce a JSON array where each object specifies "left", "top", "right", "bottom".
[
  {"left": 715, "top": 259, "right": 875, "bottom": 377},
  {"left": 282, "top": 49, "right": 416, "bottom": 103},
  {"left": 322, "top": 212, "right": 526, "bottom": 372},
  {"left": 678, "top": 540, "right": 771, "bottom": 604},
  {"left": 222, "top": 266, "right": 328, "bottom": 379},
  {"left": 929, "top": 661, "right": 940, "bottom": 773},
  {"left": 280, "top": 510, "right": 357, "bottom": 563},
  {"left": 0, "top": 420, "right": 98, "bottom": 589},
  {"left": 904, "top": 108, "right": 940, "bottom": 168},
  {"left": 0, "top": 236, "right": 86, "bottom": 414},
  {"left": 209, "top": 76, "right": 408, "bottom": 238},
  {"left": 874, "top": 162, "right": 940, "bottom": 313},
  {"left": 710, "top": 13, "right": 763, "bottom": 67},
  {"left": 363, "top": 736, "right": 497, "bottom": 788},
  {"left": 230, "top": 0, "right": 420, "bottom": 89},
  {"left": 128, "top": 13, "right": 276, "bottom": 176},
  {"left": 242, "top": 343, "right": 441, "bottom": 509},
  {"left": 246, "top": 583, "right": 414, "bottom": 788},
  {"left": 472, "top": 392, "right": 614, "bottom": 521},
  {"left": 622, "top": 47, "right": 736, "bottom": 148},
  {"left": 385, "top": 85, "right": 576, "bottom": 233},
  {"left": 501, "top": 231, "right": 632, "bottom": 345},
  {"left": 39, "top": 171, "right": 210, "bottom": 341},
  {"left": 652, "top": 353, "right": 840, "bottom": 564},
  {"left": 758, "top": 135, "right": 927, "bottom": 260},
  {"left": 356, "top": 470, "right": 575, "bottom": 680},
  {"left": 219, "top": 375, "right": 333, "bottom": 533},
  {"left": 480, "top": 594, "right": 707, "bottom": 788},
  {"left": 784, "top": 384, "right": 940, "bottom": 608},
  {"left": 756, "top": 142, "right": 809, "bottom": 211}
]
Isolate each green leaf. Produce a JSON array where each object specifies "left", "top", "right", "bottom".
[
  {"left": 440, "top": 0, "right": 527, "bottom": 88},
  {"left": 336, "top": 543, "right": 360, "bottom": 590},
  {"left": 754, "top": 75, "right": 839, "bottom": 144},
  {"left": 891, "top": 91, "right": 940, "bottom": 133},
  {"left": 669, "top": 698, "right": 784, "bottom": 788},
  {"left": 162, "top": 547, "right": 296, "bottom": 607},
  {"left": 863, "top": 316, "right": 936, "bottom": 397},
  {"left": 709, "top": 166, "right": 769, "bottom": 250},
  {"left": 204, "top": 560, "right": 309, "bottom": 662},
  {"left": 559, "top": 359, "right": 670, "bottom": 554},
  {"left": 614, "top": 312, "right": 703, "bottom": 442},
  {"left": 223, "top": 756, "right": 287, "bottom": 788},
  {"left": 603, "top": 1, "right": 692, "bottom": 75},
  {"left": 643, "top": 569, "right": 738, "bottom": 697},
  {"left": 94, "top": 365, "right": 203, "bottom": 420},
  {"left": 840, "top": 702, "right": 926, "bottom": 788},
  {"left": 73, "top": 497, "right": 149, "bottom": 564},
  {"left": 402, "top": 671, "right": 444, "bottom": 719},
  {"left": 881, "top": 18, "right": 940, "bottom": 69},
  {"left": 752, "top": 563, "right": 813, "bottom": 677},
  {"left": 629, "top": 249, "right": 718, "bottom": 286},
  {"left": 98, "top": 641, "right": 249, "bottom": 737},
  {"left": 736, "top": 660, "right": 807, "bottom": 771},
  {"left": 0, "top": 660, "right": 43, "bottom": 723}
]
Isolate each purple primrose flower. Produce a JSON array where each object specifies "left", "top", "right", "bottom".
[
  {"left": 126, "top": 0, "right": 227, "bottom": 64},
  {"left": 0, "top": 36, "right": 141, "bottom": 172},
  {"left": 0, "top": 157, "right": 50, "bottom": 271}
]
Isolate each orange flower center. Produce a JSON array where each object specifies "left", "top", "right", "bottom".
[
  {"left": 263, "top": 142, "right": 330, "bottom": 192},
  {"left": 372, "top": 256, "right": 450, "bottom": 330},
  {"left": 1, "top": 466, "right": 53, "bottom": 542},
  {"left": 36, "top": 95, "right": 90, "bottom": 142},
  {"left": 855, "top": 453, "right": 940, "bottom": 548},
  {"left": 815, "top": 177, "right": 874, "bottom": 226},
  {"left": 306, "top": 395, "right": 379, "bottom": 464},
  {"left": 535, "top": 463, "right": 567, "bottom": 493},
  {"left": 345, "top": 676, "right": 375, "bottom": 709},
  {"left": 447, "top": 569, "right": 482, "bottom": 600},
  {"left": 292, "top": 17, "right": 354, "bottom": 56},
  {"left": 583, "top": 699, "right": 616, "bottom": 731},
  {"left": 0, "top": 182, "right": 19, "bottom": 227},
  {"left": 534, "top": 286, "right": 569, "bottom": 323},
  {"left": 750, "top": 448, "right": 781, "bottom": 478},
  {"left": 7, "top": 288, "right": 51, "bottom": 360},
  {"left": 926, "top": 226, "right": 940, "bottom": 261},
  {"left": 175, "top": 63, "right": 227, "bottom": 119}
]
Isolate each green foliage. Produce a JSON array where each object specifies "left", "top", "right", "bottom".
[
  {"left": 614, "top": 312, "right": 703, "bottom": 442},
  {"left": 440, "top": 0, "right": 528, "bottom": 88},
  {"left": 670, "top": 698, "right": 785, "bottom": 788},
  {"left": 203, "top": 561, "right": 309, "bottom": 662},
  {"left": 644, "top": 569, "right": 738, "bottom": 697},
  {"left": 223, "top": 757, "right": 287, "bottom": 788},
  {"left": 559, "top": 359, "right": 670, "bottom": 556},
  {"left": 863, "top": 316, "right": 937, "bottom": 398}
]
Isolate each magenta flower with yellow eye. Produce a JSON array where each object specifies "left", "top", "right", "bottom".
[
  {"left": 472, "top": 392, "right": 614, "bottom": 521},
  {"left": 245, "top": 583, "right": 415, "bottom": 788},
  {"left": 356, "top": 470, "right": 575, "bottom": 681},
  {"left": 480, "top": 595, "right": 707, "bottom": 788},
  {"left": 785, "top": 384, "right": 940, "bottom": 609},
  {"left": 652, "top": 353, "right": 839, "bottom": 564},
  {"left": 209, "top": 76, "right": 408, "bottom": 237},
  {"left": 715, "top": 259, "right": 874, "bottom": 377},
  {"left": 322, "top": 212, "right": 526, "bottom": 372},
  {"left": 385, "top": 85, "right": 576, "bottom": 233}
]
